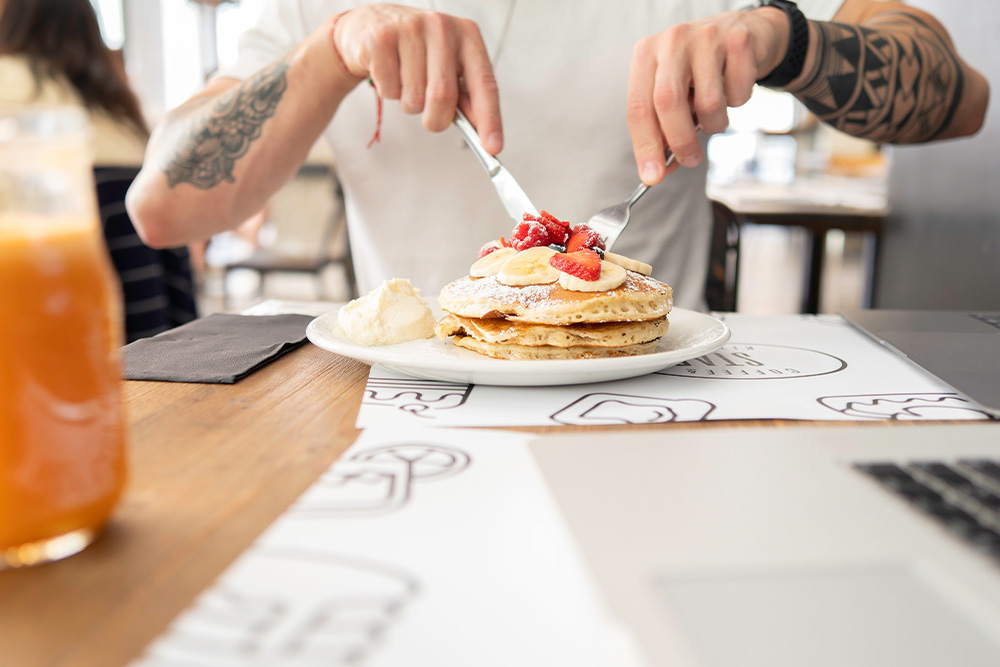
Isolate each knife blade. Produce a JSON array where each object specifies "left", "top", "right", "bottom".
[{"left": 453, "top": 109, "right": 538, "bottom": 222}]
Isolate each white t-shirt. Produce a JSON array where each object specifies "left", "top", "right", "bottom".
[{"left": 221, "top": 0, "right": 842, "bottom": 308}]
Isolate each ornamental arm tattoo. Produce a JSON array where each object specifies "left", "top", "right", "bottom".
[
  {"left": 786, "top": 12, "right": 964, "bottom": 144},
  {"left": 164, "top": 57, "right": 290, "bottom": 189}
]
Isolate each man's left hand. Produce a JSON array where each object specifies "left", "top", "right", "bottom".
[{"left": 627, "top": 8, "right": 789, "bottom": 185}]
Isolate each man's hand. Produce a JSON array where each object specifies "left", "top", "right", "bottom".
[
  {"left": 334, "top": 4, "right": 503, "bottom": 154},
  {"left": 626, "top": 8, "right": 789, "bottom": 185}
]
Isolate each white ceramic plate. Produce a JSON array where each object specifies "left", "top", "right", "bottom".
[{"left": 307, "top": 307, "right": 730, "bottom": 387}]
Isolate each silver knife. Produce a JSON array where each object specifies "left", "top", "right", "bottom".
[{"left": 453, "top": 109, "right": 538, "bottom": 222}]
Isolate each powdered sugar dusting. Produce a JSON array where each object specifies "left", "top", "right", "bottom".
[
  {"left": 624, "top": 271, "right": 672, "bottom": 294},
  {"left": 440, "top": 276, "right": 557, "bottom": 309}
]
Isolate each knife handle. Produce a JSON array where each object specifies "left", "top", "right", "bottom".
[{"left": 453, "top": 109, "right": 501, "bottom": 177}]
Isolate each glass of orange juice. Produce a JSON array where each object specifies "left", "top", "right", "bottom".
[{"left": 0, "top": 107, "right": 127, "bottom": 568}]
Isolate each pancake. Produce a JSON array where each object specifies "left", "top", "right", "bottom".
[
  {"left": 437, "top": 271, "right": 673, "bottom": 326},
  {"left": 449, "top": 334, "right": 661, "bottom": 360},
  {"left": 436, "top": 313, "right": 669, "bottom": 348}
]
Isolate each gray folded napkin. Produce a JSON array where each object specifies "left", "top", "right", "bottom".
[{"left": 122, "top": 312, "right": 315, "bottom": 383}]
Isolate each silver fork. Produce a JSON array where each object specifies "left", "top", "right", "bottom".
[{"left": 585, "top": 138, "right": 690, "bottom": 251}]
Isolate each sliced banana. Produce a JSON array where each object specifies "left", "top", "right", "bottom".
[
  {"left": 603, "top": 251, "right": 652, "bottom": 276},
  {"left": 470, "top": 247, "right": 516, "bottom": 277},
  {"left": 559, "top": 260, "right": 627, "bottom": 292},
  {"left": 497, "top": 246, "right": 561, "bottom": 286}
]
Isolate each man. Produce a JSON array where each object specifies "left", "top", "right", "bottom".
[{"left": 126, "top": 0, "right": 987, "bottom": 309}]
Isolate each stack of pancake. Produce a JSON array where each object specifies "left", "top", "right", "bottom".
[{"left": 436, "top": 271, "right": 673, "bottom": 360}]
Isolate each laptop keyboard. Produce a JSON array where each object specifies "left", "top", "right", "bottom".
[
  {"left": 971, "top": 313, "right": 1000, "bottom": 330},
  {"left": 855, "top": 459, "right": 1000, "bottom": 562}
]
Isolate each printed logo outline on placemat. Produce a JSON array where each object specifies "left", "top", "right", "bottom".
[
  {"left": 551, "top": 392, "right": 716, "bottom": 425},
  {"left": 140, "top": 548, "right": 419, "bottom": 665},
  {"left": 290, "top": 444, "right": 472, "bottom": 517},
  {"left": 363, "top": 377, "right": 473, "bottom": 418},
  {"left": 657, "top": 343, "right": 847, "bottom": 380},
  {"left": 818, "top": 392, "right": 995, "bottom": 420}
]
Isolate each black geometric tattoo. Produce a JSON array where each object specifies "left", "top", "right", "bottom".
[
  {"left": 788, "top": 12, "right": 963, "bottom": 143},
  {"left": 164, "top": 58, "right": 290, "bottom": 189}
]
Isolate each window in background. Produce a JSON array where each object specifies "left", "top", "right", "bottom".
[
  {"left": 216, "top": 0, "right": 263, "bottom": 70},
  {"left": 709, "top": 86, "right": 886, "bottom": 185},
  {"left": 90, "top": 0, "right": 125, "bottom": 50},
  {"left": 160, "top": 1, "right": 203, "bottom": 110},
  {"left": 154, "top": 0, "right": 264, "bottom": 110},
  {"left": 727, "top": 86, "right": 799, "bottom": 134},
  {"left": 708, "top": 86, "right": 801, "bottom": 186}
]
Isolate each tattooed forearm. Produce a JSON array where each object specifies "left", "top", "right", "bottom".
[
  {"left": 164, "top": 58, "right": 291, "bottom": 188},
  {"left": 787, "top": 12, "right": 963, "bottom": 143}
]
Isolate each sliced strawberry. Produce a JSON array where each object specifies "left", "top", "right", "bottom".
[
  {"left": 549, "top": 249, "right": 602, "bottom": 281},
  {"left": 539, "top": 210, "right": 570, "bottom": 228},
  {"left": 511, "top": 220, "right": 551, "bottom": 251},
  {"left": 566, "top": 224, "right": 606, "bottom": 253},
  {"left": 521, "top": 211, "right": 568, "bottom": 245}
]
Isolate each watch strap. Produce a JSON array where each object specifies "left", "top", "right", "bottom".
[{"left": 751, "top": 0, "right": 810, "bottom": 88}]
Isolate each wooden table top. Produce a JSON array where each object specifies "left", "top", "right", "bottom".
[{"left": 0, "top": 337, "right": 988, "bottom": 667}]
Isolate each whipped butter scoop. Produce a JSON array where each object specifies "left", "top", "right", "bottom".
[{"left": 337, "top": 279, "right": 436, "bottom": 346}]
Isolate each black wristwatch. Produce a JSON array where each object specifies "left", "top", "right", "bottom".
[{"left": 746, "top": 0, "right": 809, "bottom": 88}]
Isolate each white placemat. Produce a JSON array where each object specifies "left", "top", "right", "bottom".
[
  {"left": 131, "top": 428, "right": 643, "bottom": 667},
  {"left": 355, "top": 314, "right": 995, "bottom": 428}
]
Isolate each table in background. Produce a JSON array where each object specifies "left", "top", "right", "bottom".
[{"left": 709, "top": 175, "right": 889, "bottom": 314}]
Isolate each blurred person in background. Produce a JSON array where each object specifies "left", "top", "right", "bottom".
[
  {"left": 126, "top": 1, "right": 988, "bottom": 310},
  {"left": 0, "top": 0, "right": 197, "bottom": 341}
]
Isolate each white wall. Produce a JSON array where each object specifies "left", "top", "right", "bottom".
[
  {"left": 122, "top": 0, "right": 166, "bottom": 119},
  {"left": 877, "top": 1, "right": 1000, "bottom": 309}
]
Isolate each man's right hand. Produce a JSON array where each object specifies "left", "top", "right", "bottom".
[
  {"left": 333, "top": 4, "right": 503, "bottom": 154},
  {"left": 127, "top": 4, "right": 503, "bottom": 250}
]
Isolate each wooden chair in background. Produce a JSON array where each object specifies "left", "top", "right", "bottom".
[
  {"left": 221, "top": 165, "right": 357, "bottom": 308},
  {"left": 705, "top": 199, "right": 742, "bottom": 313}
]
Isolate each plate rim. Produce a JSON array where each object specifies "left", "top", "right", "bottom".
[{"left": 306, "top": 307, "right": 731, "bottom": 386}]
